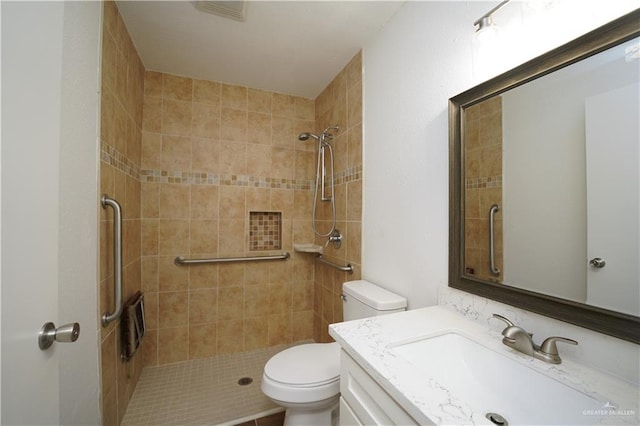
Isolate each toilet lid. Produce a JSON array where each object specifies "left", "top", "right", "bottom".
[{"left": 264, "top": 343, "right": 340, "bottom": 386}]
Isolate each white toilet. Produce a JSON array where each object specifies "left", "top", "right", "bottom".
[{"left": 261, "top": 280, "right": 407, "bottom": 425}]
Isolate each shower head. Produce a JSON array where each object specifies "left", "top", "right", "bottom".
[{"left": 298, "top": 132, "right": 320, "bottom": 141}]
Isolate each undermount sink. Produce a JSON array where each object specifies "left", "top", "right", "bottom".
[{"left": 391, "top": 332, "right": 607, "bottom": 425}]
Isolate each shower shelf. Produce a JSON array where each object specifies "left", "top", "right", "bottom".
[{"left": 293, "top": 243, "right": 323, "bottom": 254}]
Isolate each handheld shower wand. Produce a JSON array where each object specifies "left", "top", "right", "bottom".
[{"left": 298, "top": 125, "right": 340, "bottom": 237}]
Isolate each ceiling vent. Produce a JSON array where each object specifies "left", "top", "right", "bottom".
[{"left": 192, "top": 1, "right": 248, "bottom": 22}]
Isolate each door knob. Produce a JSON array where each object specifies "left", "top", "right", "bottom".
[
  {"left": 589, "top": 257, "right": 606, "bottom": 268},
  {"left": 39, "top": 322, "right": 80, "bottom": 350}
]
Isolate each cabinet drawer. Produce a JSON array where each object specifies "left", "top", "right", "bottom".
[{"left": 340, "top": 350, "right": 418, "bottom": 425}]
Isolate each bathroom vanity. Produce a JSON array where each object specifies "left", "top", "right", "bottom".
[{"left": 329, "top": 306, "right": 639, "bottom": 425}]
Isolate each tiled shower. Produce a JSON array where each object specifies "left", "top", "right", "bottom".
[{"left": 98, "top": 1, "right": 363, "bottom": 423}]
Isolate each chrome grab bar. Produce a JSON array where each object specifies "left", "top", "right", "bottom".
[
  {"left": 175, "top": 252, "right": 290, "bottom": 266},
  {"left": 316, "top": 254, "right": 353, "bottom": 274},
  {"left": 101, "top": 195, "right": 123, "bottom": 327},
  {"left": 489, "top": 204, "right": 500, "bottom": 276}
]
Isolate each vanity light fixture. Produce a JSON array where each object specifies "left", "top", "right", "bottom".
[{"left": 474, "top": 0, "right": 511, "bottom": 41}]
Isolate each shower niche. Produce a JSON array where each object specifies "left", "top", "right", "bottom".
[{"left": 249, "top": 211, "right": 282, "bottom": 251}]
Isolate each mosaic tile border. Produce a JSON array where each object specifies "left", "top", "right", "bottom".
[
  {"left": 465, "top": 175, "right": 502, "bottom": 189},
  {"left": 101, "top": 143, "right": 362, "bottom": 190},
  {"left": 101, "top": 141, "right": 141, "bottom": 180}
]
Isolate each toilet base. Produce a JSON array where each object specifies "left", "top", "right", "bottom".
[{"left": 282, "top": 398, "right": 339, "bottom": 426}]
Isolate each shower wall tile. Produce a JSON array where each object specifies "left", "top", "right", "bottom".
[
  {"left": 313, "top": 51, "right": 363, "bottom": 342},
  {"left": 248, "top": 88, "right": 272, "bottom": 113},
  {"left": 464, "top": 96, "right": 503, "bottom": 282},
  {"left": 99, "top": 1, "right": 145, "bottom": 424},
  {"left": 140, "top": 70, "right": 317, "bottom": 364}
]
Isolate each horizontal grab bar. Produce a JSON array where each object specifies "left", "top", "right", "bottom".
[
  {"left": 175, "top": 252, "right": 290, "bottom": 266},
  {"left": 316, "top": 254, "right": 353, "bottom": 274}
]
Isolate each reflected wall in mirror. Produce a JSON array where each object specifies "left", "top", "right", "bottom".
[{"left": 450, "top": 9, "right": 640, "bottom": 343}]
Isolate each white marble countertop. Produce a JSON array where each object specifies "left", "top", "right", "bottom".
[{"left": 329, "top": 306, "right": 639, "bottom": 425}]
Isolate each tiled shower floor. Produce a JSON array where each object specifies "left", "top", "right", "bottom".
[{"left": 122, "top": 344, "right": 294, "bottom": 425}]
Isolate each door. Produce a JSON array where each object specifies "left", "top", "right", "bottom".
[
  {"left": 585, "top": 82, "right": 640, "bottom": 316},
  {"left": 1, "top": 2, "right": 102, "bottom": 424}
]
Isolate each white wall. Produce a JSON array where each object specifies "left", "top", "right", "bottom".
[
  {"left": 362, "top": 0, "right": 639, "bottom": 373},
  {"left": 362, "top": 1, "right": 485, "bottom": 308}
]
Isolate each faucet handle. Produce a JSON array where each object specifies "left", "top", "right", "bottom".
[
  {"left": 540, "top": 336, "right": 578, "bottom": 356},
  {"left": 492, "top": 313, "right": 515, "bottom": 328}
]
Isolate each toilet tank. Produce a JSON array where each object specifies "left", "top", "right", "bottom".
[{"left": 342, "top": 280, "right": 407, "bottom": 321}]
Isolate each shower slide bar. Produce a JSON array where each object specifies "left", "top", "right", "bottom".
[
  {"left": 101, "top": 195, "right": 123, "bottom": 327},
  {"left": 316, "top": 254, "right": 353, "bottom": 274},
  {"left": 175, "top": 252, "right": 290, "bottom": 266},
  {"left": 489, "top": 204, "right": 500, "bottom": 276}
]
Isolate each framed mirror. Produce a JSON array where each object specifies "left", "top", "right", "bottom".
[{"left": 449, "top": 9, "right": 640, "bottom": 343}]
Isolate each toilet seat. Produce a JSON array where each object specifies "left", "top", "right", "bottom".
[{"left": 262, "top": 342, "right": 340, "bottom": 403}]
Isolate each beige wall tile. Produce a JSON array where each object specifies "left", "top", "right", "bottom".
[
  {"left": 246, "top": 187, "right": 270, "bottom": 212},
  {"left": 271, "top": 116, "right": 294, "bottom": 147},
  {"left": 141, "top": 182, "right": 160, "bottom": 219},
  {"left": 191, "top": 137, "right": 219, "bottom": 172},
  {"left": 220, "top": 108, "right": 247, "bottom": 142},
  {"left": 192, "top": 103, "right": 220, "bottom": 139},
  {"left": 244, "top": 318, "right": 269, "bottom": 350},
  {"left": 272, "top": 93, "right": 294, "bottom": 117},
  {"left": 271, "top": 147, "right": 295, "bottom": 180},
  {"left": 248, "top": 89, "right": 271, "bottom": 113},
  {"left": 268, "top": 313, "right": 291, "bottom": 346},
  {"left": 157, "top": 327, "right": 188, "bottom": 364},
  {"left": 189, "top": 324, "right": 217, "bottom": 359},
  {"left": 160, "top": 183, "right": 190, "bottom": 219},
  {"left": 247, "top": 112, "right": 271, "bottom": 145},
  {"left": 193, "top": 79, "right": 221, "bottom": 105},
  {"left": 346, "top": 52, "right": 362, "bottom": 90},
  {"left": 158, "top": 291, "right": 188, "bottom": 328},
  {"left": 142, "top": 96, "right": 161, "bottom": 133},
  {"left": 244, "top": 285, "right": 269, "bottom": 318},
  {"left": 144, "top": 291, "right": 158, "bottom": 330},
  {"left": 247, "top": 144, "right": 272, "bottom": 177},
  {"left": 158, "top": 255, "right": 189, "bottom": 291},
  {"left": 219, "top": 263, "right": 245, "bottom": 287},
  {"left": 268, "top": 282, "right": 291, "bottom": 315},
  {"left": 141, "top": 220, "right": 158, "bottom": 255},
  {"left": 292, "top": 281, "right": 313, "bottom": 312},
  {"left": 270, "top": 189, "right": 294, "bottom": 218},
  {"left": 158, "top": 219, "right": 190, "bottom": 255},
  {"left": 294, "top": 97, "right": 315, "bottom": 121},
  {"left": 191, "top": 185, "right": 219, "bottom": 219},
  {"left": 141, "top": 132, "right": 162, "bottom": 170},
  {"left": 161, "top": 135, "right": 192, "bottom": 172},
  {"left": 163, "top": 74, "right": 192, "bottom": 101},
  {"left": 189, "top": 289, "right": 217, "bottom": 324},
  {"left": 129, "top": 57, "right": 366, "bottom": 362},
  {"left": 292, "top": 310, "right": 314, "bottom": 341},
  {"left": 162, "top": 99, "right": 192, "bottom": 136},
  {"left": 144, "top": 71, "right": 162, "bottom": 98},
  {"left": 217, "top": 320, "right": 243, "bottom": 354},
  {"left": 190, "top": 264, "right": 219, "bottom": 289},
  {"left": 141, "top": 256, "right": 159, "bottom": 292},
  {"left": 190, "top": 219, "right": 218, "bottom": 254},
  {"left": 219, "top": 186, "right": 246, "bottom": 218},
  {"left": 221, "top": 84, "right": 248, "bottom": 110},
  {"left": 219, "top": 141, "right": 247, "bottom": 175},
  {"left": 347, "top": 83, "right": 362, "bottom": 130}
]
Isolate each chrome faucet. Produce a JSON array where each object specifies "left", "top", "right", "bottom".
[{"left": 492, "top": 313, "right": 578, "bottom": 364}]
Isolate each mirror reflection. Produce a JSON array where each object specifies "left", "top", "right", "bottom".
[{"left": 463, "top": 36, "right": 639, "bottom": 317}]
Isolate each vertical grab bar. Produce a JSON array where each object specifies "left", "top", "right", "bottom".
[
  {"left": 101, "top": 195, "right": 123, "bottom": 326},
  {"left": 489, "top": 204, "right": 500, "bottom": 276}
]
